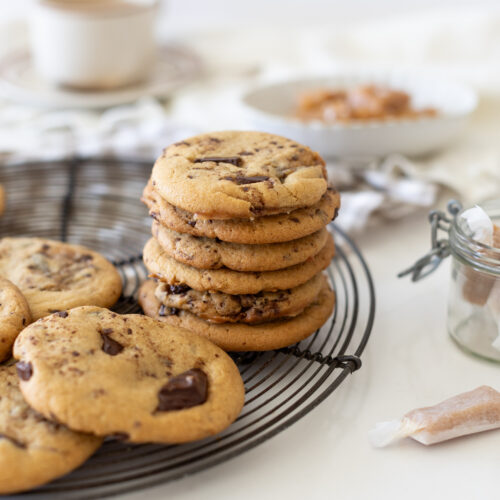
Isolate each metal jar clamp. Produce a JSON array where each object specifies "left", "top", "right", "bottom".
[{"left": 398, "top": 200, "right": 462, "bottom": 281}]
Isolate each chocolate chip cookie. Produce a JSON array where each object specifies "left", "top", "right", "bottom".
[
  {"left": 152, "top": 221, "right": 329, "bottom": 272},
  {"left": 13, "top": 307, "right": 245, "bottom": 443},
  {"left": 0, "top": 277, "right": 31, "bottom": 362},
  {"left": 0, "top": 365, "right": 101, "bottom": 494},
  {"left": 143, "top": 181, "right": 339, "bottom": 244},
  {"left": 151, "top": 131, "right": 328, "bottom": 219},
  {"left": 154, "top": 272, "right": 327, "bottom": 324},
  {"left": 143, "top": 234, "right": 335, "bottom": 294},
  {"left": 0, "top": 238, "right": 122, "bottom": 320},
  {"left": 139, "top": 279, "right": 335, "bottom": 351}
]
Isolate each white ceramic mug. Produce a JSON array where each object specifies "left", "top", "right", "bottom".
[{"left": 29, "top": 0, "right": 158, "bottom": 89}]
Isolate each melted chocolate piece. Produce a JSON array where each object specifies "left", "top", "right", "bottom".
[
  {"left": 0, "top": 433, "right": 26, "bottom": 449},
  {"left": 195, "top": 156, "right": 242, "bottom": 166},
  {"left": 158, "top": 305, "right": 179, "bottom": 316},
  {"left": 100, "top": 333, "right": 124, "bottom": 356},
  {"left": 223, "top": 175, "right": 270, "bottom": 185},
  {"left": 16, "top": 361, "right": 33, "bottom": 381},
  {"left": 75, "top": 254, "right": 93, "bottom": 263},
  {"left": 168, "top": 284, "right": 190, "bottom": 294},
  {"left": 156, "top": 369, "right": 208, "bottom": 412},
  {"left": 55, "top": 310, "right": 68, "bottom": 318},
  {"left": 108, "top": 432, "right": 129, "bottom": 441}
]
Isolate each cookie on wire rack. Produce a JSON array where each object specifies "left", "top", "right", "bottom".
[
  {"left": 0, "top": 277, "right": 31, "bottom": 362},
  {"left": 142, "top": 180, "right": 340, "bottom": 245},
  {"left": 151, "top": 221, "right": 330, "bottom": 272},
  {"left": 0, "top": 237, "right": 122, "bottom": 320},
  {"left": 143, "top": 234, "right": 334, "bottom": 295},
  {"left": 139, "top": 279, "right": 335, "bottom": 352},
  {"left": 150, "top": 131, "right": 328, "bottom": 219},
  {"left": 13, "top": 306, "right": 245, "bottom": 444},
  {"left": 0, "top": 364, "right": 102, "bottom": 495}
]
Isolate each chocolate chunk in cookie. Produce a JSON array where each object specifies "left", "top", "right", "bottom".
[
  {"left": 194, "top": 156, "right": 243, "bottom": 166},
  {"left": 156, "top": 369, "right": 208, "bottom": 412}
]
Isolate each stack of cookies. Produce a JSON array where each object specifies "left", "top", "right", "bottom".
[{"left": 139, "top": 131, "right": 340, "bottom": 351}]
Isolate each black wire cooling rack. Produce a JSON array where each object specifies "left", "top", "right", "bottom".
[{"left": 0, "top": 157, "right": 375, "bottom": 500}]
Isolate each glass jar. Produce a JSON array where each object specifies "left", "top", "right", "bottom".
[
  {"left": 447, "top": 200, "right": 500, "bottom": 361},
  {"left": 399, "top": 199, "right": 500, "bottom": 362}
]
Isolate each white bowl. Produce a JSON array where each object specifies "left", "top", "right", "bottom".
[{"left": 241, "top": 72, "right": 478, "bottom": 159}]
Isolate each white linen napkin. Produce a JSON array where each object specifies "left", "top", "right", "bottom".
[{"left": 0, "top": 97, "right": 196, "bottom": 162}]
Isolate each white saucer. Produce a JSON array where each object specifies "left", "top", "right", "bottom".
[{"left": 0, "top": 45, "right": 202, "bottom": 109}]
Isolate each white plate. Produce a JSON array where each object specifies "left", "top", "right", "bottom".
[
  {"left": 241, "top": 72, "right": 478, "bottom": 159},
  {"left": 0, "top": 45, "right": 202, "bottom": 109}
]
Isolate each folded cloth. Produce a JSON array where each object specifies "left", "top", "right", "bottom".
[
  {"left": 0, "top": 97, "right": 197, "bottom": 162},
  {"left": 328, "top": 155, "right": 439, "bottom": 232},
  {"left": 327, "top": 141, "right": 500, "bottom": 233}
]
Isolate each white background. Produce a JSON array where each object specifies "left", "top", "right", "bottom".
[{"left": 3, "top": 0, "right": 500, "bottom": 30}]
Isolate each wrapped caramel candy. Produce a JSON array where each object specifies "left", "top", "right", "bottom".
[
  {"left": 460, "top": 207, "right": 498, "bottom": 306},
  {"left": 369, "top": 386, "right": 500, "bottom": 447}
]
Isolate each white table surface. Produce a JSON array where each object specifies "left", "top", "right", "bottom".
[
  {"left": 120, "top": 209, "right": 500, "bottom": 500},
  {"left": 1, "top": 3, "right": 499, "bottom": 499}
]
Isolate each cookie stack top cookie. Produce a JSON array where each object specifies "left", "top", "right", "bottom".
[
  {"left": 140, "top": 131, "right": 338, "bottom": 351},
  {"left": 151, "top": 131, "right": 329, "bottom": 219}
]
